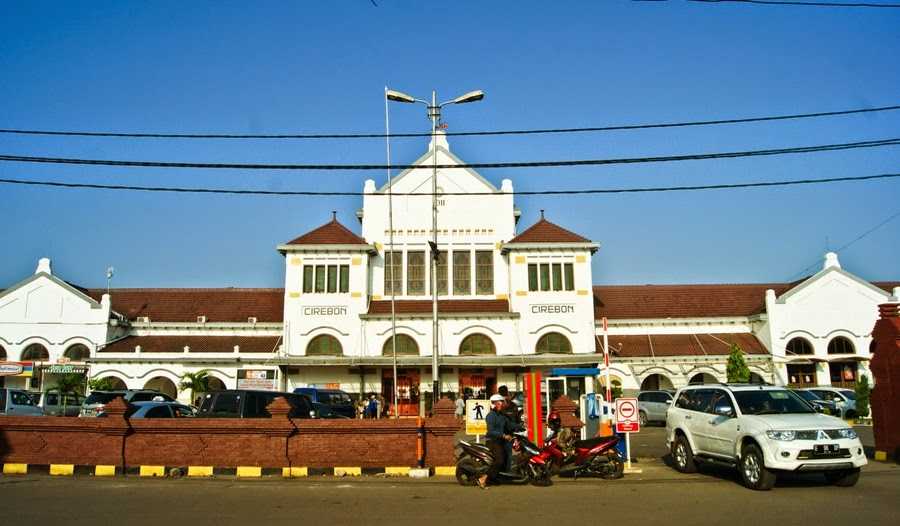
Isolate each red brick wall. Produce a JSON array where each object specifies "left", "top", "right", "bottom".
[
  {"left": 871, "top": 303, "right": 900, "bottom": 459},
  {"left": 0, "top": 398, "right": 461, "bottom": 469}
]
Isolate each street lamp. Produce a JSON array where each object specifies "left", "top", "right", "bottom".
[{"left": 386, "top": 88, "right": 485, "bottom": 408}]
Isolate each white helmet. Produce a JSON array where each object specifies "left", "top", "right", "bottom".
[{"left": 490, "top": 394, "right": 504, "bottom": 403}]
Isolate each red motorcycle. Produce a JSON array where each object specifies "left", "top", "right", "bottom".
[
  {"left": 545, "top": 434, "right": 625, "bottom": 479},
  {"left": 455, "top": 434, "right": 554, "bottom": 486}
]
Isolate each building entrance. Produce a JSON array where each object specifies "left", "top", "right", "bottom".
[
  {"left": 382, "top": 369, "right": 420, "bottom": 417},
  {"left": 459, "top": 368, "right": 497, "bottom": 399}
]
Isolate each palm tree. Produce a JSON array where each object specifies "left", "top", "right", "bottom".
[
  {"left": 180, "top": 370, "right": 210, "bottom": 405},
  {"left": 53, "top": 373, "right": 85, "bottom": 417}
]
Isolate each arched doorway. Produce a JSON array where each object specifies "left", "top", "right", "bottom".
[
  {"left": 94, "top": 375, "right": 127, "bottom": 390},
  {"left": 786, "top": 337, "right": 817, "bottom": 388},
  {"left": 21, "top": 343, "right": 50, "bottom": 361},
  {"left": 640, "top": 373, "right": 674, "bottom": 391},
  {"left": 144, "top": 376, "right": 178, "bottom": 399},
  {"left": 688, "top": 372, "right": 717, "bottom": 385},
  {"left": 207, "top": 376, "right": 226, "bottom": 391},
  {"left": 0, "top": 344, "right": 6, "bottom": 360},
  {"left": 63, "top": 344, "right": 91, "bottom": 361},
  {"left": 827, "top": 337, "right": 855, "bottom": 355}
]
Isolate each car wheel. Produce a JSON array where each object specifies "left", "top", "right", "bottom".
[
  {"left": 639, "top": 411, "right": 648, "bottom": 427},
  {"left": 740, "top": 444, "right": 776, "bottom": 491},
  {"left": 825, "top": 468, "right": 860, "bottom": 487},
  {"left": 671, "top": 434, "right": 697, "bottom": 473}
]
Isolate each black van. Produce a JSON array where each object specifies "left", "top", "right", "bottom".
[{"left": 196, "top": 390, "right": 314, "bottom": 419}]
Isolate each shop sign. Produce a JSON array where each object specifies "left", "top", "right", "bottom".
[
  {"left": 303, "top": 305, "right": 348, "bottom": 316},
  {"left": 530, "top": 304, "right": 575, "bottom": 314},
  {"left": 47, "top": 364, "right": 89, "bottom": 374},
  {"left": 0, "top": 362, "right": 33, "bottom": 377},
  {"left": 237, "top": 369, "right": 277, "bottom": 390}
]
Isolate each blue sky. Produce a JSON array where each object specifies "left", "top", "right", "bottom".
[{"left": 1, "top": 1, "right": 898, "bottom": 288}]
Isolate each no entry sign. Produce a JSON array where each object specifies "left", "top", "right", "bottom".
[{"left": 615, "top": 397, "right": 640, "bottom": 433}]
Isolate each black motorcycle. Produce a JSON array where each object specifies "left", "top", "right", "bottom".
[{"left": 455, "top": 435, "right": 553, "bottom": 487}]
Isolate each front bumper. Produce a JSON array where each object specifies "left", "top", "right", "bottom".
[{"left": 761, "top": 437, "right": 867, "bottom": 471}]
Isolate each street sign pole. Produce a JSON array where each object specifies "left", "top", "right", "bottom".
[{"left": 602, "top": 317, "right": 611, "bottom": 403}]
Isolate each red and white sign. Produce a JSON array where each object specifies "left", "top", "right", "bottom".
[{"left": 615, "top": 397, "right": 640, "bottom": 433}]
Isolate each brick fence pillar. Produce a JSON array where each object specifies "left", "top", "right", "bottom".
[{"left": 871, "top": 302, "right": 900, "bottom": 461}]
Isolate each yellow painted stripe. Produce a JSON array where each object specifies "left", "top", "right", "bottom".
[
  {"left": 576, "top": 255, "right": 587, "bottom": 263},
  {"left": 2, "top": 463, "right": 27, "bottom": 475},
  {"left": 334, "top": 467, "right": 361, "bottom": 477},
  {"left": 187, "top": 466, "right": 213, "bottom": 477},
  {"left": 434, "top": 466, "right": 456, "bottom": 476},
  {"left": 290, "top": 257, "right": 302, "bottom": 266},
  {"left": 495, "top": 294, "right": 508, "bottom": 300},
  {"left": 95, "top": 465, "right": 117, "bottom": 477},
  {"left": 514, "top": 256, "right": 526, "bottom": 264},
  {"left": 139, "top": 465, "right": 165, "bottom": 477},
  {"left": 577, "top": 289, "right": 589, "bottom": 295},
  {"left": 50, "top": 464, "right": 74, "bottom": 476},
  {"left": 875, "top": 451, "right": 888, "bottom": 461},
  {"left": 515, "top": 290, "right": 527, "bottom": 296},
  {"left": 236, "top": 466, "right": 261, "bottom": 478},
  {"left": 289, "top": 292, "right": 301, "bottom": 298},
  {"left": 282, "top": 467, "right": 308, "bottom": 478},
  {"left": 351, "top": 291, "right": 362, "bottom": 298},
  {"left": 385, "top": 466, "right": 410, "bottom": 476}
]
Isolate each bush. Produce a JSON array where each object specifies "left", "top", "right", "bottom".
[{"left": 726, "top": 343, "right": 751, "bottom": 383}]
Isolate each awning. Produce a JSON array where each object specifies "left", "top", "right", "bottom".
[{"left": 828, "top": 356, "right": 870, "bottom": 363}]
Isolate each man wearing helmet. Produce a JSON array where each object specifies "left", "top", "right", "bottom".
[{"left": 478, "top": 393, "right": 513, "bottom": 488}]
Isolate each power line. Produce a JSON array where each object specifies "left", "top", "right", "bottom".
[
  {"left": 1, "top": 172, "right": 897, "bottom": 197},
  {"left": 1, "top": 137, "right": 898, "bottom": 171},
  {"left": 687, "top": 0, "right": 900, "bottom": 8},
  {"left": 788, "top": 208, "right": 900, "bottom": 279},
  {"left": 1, "top": 104, "right": 898, "bottom": 140}
]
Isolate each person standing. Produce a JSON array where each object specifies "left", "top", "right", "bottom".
[
  {"left": 455, "top": 393, "right": 465, "bottom": 420},
  {"left": 478, "top": 394, "right": 512, "bottom": 488}
]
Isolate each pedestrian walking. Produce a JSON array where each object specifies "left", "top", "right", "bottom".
[{"left": 455, "top": 393, "right": 465, "bottom": 420}]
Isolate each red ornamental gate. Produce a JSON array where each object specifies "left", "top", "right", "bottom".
[{"left": 382, "top": 369, "right": 420, "bottom": 417}]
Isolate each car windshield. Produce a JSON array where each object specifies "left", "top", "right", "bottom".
[
  {"left": 792, "top": 390, "right": 818, "bottom": 402},
  {"left": 840, "top": 390, "right": 856, "bottom": 400},
  {"left": 84, "top": 392, "right": 122, "bottom": 405},
  {"left": 733, "top": 389, "right": 815, "bottom": 415}
]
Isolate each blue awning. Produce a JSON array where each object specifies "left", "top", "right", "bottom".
[{"left": 549, "top": 367, "right": 600, "bottom": 377}]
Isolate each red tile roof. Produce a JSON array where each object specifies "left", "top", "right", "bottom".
[
  {"left": 597, "top": 333, "right": 768, "bottom": 358},
  {"left": 86, "top": 288, "right": 284, "bottom": 323},
  {"left": 368, "top": 299, "right": 510, "bottom": 315},
  {"left": 593, "top": 283, "right": 796, "bottom": 319},
  {"left": 508, "top": 217, "right": 590, "bottom": 244},
  {"left": 284, "top": 218, "right": 369, "bottom": 246},
  {"left": 98, "top": 335, "right": 280, "bottom": 353}
]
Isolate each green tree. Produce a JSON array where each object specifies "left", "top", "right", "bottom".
[
  {"left": 180, "top": 370, "right": 210, "bottom": 403},
  {"left": 726, "top": 343, "right": 751, "bottom": 383},
  {"left": 610, "top": 380, "right": 623, "bottom": 400},
  {"left": 53, "top": 373, "right": 86, "bottom": 416},
  {"left": 88, "top": 376, "right": 119, "bottom": 391},
  {"left": 854, "top": 375, "right": 871, "bottom": 418}
]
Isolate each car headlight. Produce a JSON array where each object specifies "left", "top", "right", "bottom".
[
  {"left": 835, "top": 428, "right": 858, "bottom": 439},
  {"left": 766, "top": 430, "right": 796, "bottom": 441}
]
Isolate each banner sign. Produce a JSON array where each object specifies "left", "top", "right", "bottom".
[
  {"left": 237, "top": 369, "right": 277, "bottom": 390},
  {"left": 0, "top": 362, "right": 33, "bottom": 377},
  {"left": 47, "top": 364, "right": 89, "bottom": 374}
]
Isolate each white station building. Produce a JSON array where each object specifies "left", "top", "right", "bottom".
[{"left": 1, "top": 132, "right": 897, "bottom": 413}]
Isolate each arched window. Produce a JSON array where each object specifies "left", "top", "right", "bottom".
[
  {"left": 306, "top": 335, "right": 343, "bottom": 356},
  {"left": 869, "top": 340, "right": 877, "bottom": 354},
  {"left": 21, "top": 343, "right": 50, "bottom": 361},
  {"left": 0, "top": 345, "right": 6, "bottom": 360},
  {"left": 827, "top": 337, "right": 854, "bottom": 355},
  {"left": 688, "top": 372, "right": 717, "bottom": 385},
  {"left": 382, "top": 335, "right": 419, "bottom": 356},
  {"left": 535, "top": 332, "right": 572, "bottom": 354},
  {"left": 785, "top": 337, "right": 813, "bottom": 355},
  {"left": 64, "top": 344, "right": 91, "bottom": 361},
  {"left": 459, "top": 334, "right": 496, "bottom": 356}
]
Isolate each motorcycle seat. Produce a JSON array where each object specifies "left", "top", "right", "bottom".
[{"left": 572, "top": 435, "right": 616, "bottom": 450}]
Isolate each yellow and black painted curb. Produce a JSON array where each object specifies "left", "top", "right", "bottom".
[{"left": 1, "top": 463, "right": 457, "bottom": 478}]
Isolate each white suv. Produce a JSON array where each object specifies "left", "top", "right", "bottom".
[{"left": 666, "top": 384, "right": 866, "bottom": 490}]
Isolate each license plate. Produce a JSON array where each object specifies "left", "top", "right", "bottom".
[{"left": 814, "top": 444, "right": 839, "bottom": 455}]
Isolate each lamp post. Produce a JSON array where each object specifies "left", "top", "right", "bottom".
[{"left": 385, "top": 88, "right": 485, "bottom": 408}]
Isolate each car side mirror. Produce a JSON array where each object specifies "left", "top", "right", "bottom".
[{"left": 714, "top": 405, "right": 735, "bottom": 418}]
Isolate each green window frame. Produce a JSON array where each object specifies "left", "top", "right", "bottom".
[
  {"left": 303, "top": 266, "right": 314, "bottom": 293},
  {"left": 432, "top": 251, "right": 448, "bottom": 296},
  {"left": 314, "top": 265, "right": 326, "bottom": 293},
  {"left": 384, "top": 251, "right": 403, "bottom": 295},
  {"left": 564, "top": 263, "right": 574, "bottom": 291},
  {"left": 536, "top": 332, "right": 572, "bottom": 354},
  {"left": 539, "top": 263, "right": 551, "bottom": 291},
  {"left": 453, "top": 251, "right": 471, "bottom": 295},
  {"left": 327, "top": 266, "right": 338, "bottom": 293},
  {"left": 306, "top": 334, "right": 343, "bottom": 356},
  {"left": 475, "top": 251, "right": 493, "bottom": 295},
  {"left": 382, "top": 334, "right": 419, "bottom": 356},
  {"left": 459, "top": 334, "right": 496, "bottom": 356},
  {"left": 528, "top": 264, "right": 538, "bottom": 291},
  {"left": 552, "top": 263, "right": 563, "bottom": 291},
  {"left": 339, "top": 265, "right": 350, "bottom": 293},
  {"left": 407, "top": 251, "right": 426, "bottom": 296}
]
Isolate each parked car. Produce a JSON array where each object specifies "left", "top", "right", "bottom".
[
  {"left": 39, "top": 389, "right": 84, "bottom": 417},
  {"left": 790, "top": 389, "right": 838, "bottom": 415},
  {"left": 98, "top": 401, "right": 196, "bottom": 418},
  {"left": 667, "top": 384, "right": 865, "bottom": 490},
  {"left": 0, "top": 388, "right": 44, "bottom": 416},
  {"left": 805, "top": 387, "right": 859, "bottom": 419},
  {"left": 197, "top": 389, "right": 315, "bottom": 419},
  {"left": 293, "top": 387, "right": 355, "bottom": 418},
  {"left": 638, "top": 390, "right": 674, "bottom": 425},
  {"left": 80, "top": 389, "right": 175, "bottom": 417}
]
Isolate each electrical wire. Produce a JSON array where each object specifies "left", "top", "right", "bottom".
[
  {"left": 1, "top": 137, "right": 898, "bottom": 171},
  {"left": 687, "top": 0, "right": 900, "bottom": 8},
  {"left": 1, "top": 104, "right": 898, "bottom": 140},
  {"left": 1, "top": 172, "right": 897, "bottom": 197}
]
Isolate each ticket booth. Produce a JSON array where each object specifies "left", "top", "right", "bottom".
[{"left": 544, "top": 368, "right": 598, "bottom": 416}]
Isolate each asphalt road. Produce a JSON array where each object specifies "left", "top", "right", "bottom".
[{"left": 2, "top": 463, "right": 897, "bottom": 526}]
